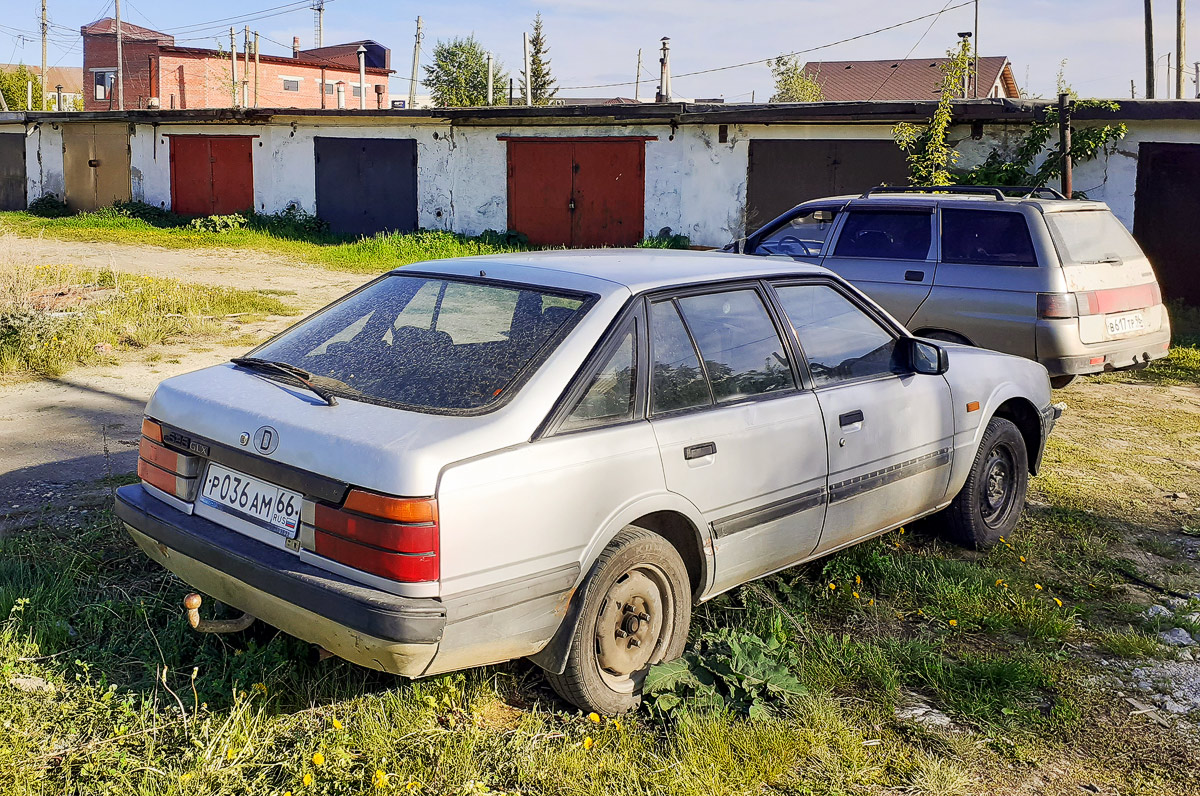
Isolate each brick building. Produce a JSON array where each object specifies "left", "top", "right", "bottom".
[{"left": 81, "top": 18, "right": 391, "bottom": 111}]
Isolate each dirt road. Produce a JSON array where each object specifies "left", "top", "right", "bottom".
[{"left": 0, "top": 235, "right": 373, "bottom": 508}]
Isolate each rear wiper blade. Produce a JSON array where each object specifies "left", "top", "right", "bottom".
[
  {"left": 231, "top": 357, "right": 339, "bottom": 406},
  {"left": 1079, "top": 256, "right": 1123, "bottom": 265}
]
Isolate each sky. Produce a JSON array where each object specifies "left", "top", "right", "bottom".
[{"left": 2, "top": 0, "right": 1198, "bottom": 101}]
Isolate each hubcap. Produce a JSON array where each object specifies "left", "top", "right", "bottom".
[
  {"left": 979, "top": 443, "right": 1016, "bottom": 526},
  {"left": 595, "top": 569, "right": 668, "bottom": 682}
]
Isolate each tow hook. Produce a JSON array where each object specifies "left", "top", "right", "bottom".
[{"left": 183, "top": 593, "right": 255, "bottom": 634}]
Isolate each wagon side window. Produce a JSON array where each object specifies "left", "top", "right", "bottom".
[{"left": 562, "top": 321, "right": 638, "bottom": 431}]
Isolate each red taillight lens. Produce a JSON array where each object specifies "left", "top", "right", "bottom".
[
  {"left": 1037, "top": 292, "right": 1078, "bottom": 319},
  {"left": 312, "top": 492, "right": 439, "bottom": 582},
  {"left": 137, "top": 429, "right": 199, "bottom": 500}
]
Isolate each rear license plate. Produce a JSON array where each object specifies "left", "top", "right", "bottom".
[
  {"left": 1105, "top": 310, "right": 1146, "bottom": 337},
  {"left": 199, "top": 463, "right": 301, "bottom": 538}
]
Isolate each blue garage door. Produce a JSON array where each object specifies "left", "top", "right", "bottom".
[{"left": 314, "top": 137, "right": 418, "bottom": 237}]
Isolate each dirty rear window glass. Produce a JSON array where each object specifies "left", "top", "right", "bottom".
[
  {"left": 250, "top": 274, "right": 590, "bottom": 412},
  {"left": 1044, "top": 211, "right": 1144, "bottom": 265}
]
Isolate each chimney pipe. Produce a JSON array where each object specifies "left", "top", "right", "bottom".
[
  {"left": 657, "top": 37, "right": 671, "bottom": 103},
  {"left": 292, "top": 36, "right": 300, "bottom": 58}
]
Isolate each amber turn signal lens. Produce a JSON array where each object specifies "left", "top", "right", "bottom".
[
  {"left": 343, "top": 489, "right": 438, "bottom": 523},
  {"left": 141, "top": 417, "right": 164, "bottom": 443},
  {"left": 966, "top": 401, "right": 980, "bottom": 413}
]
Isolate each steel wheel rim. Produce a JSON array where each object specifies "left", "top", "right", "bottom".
[
  {"left": 980, "top": 441, "right": 1017, "bottom": 527},
  {"left": 593, "top": 564, "right": 673, "bottom": 694}
]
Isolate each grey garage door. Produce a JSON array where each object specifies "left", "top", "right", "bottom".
[
  {"left": 745, "top": 139, "right": 910, "bottom": 233},
  {"left": 314, "top": 137, "right": 418, "bottom": 237},
  {"left": 0, "top": 133, "right": 26, "bottom": 211}
]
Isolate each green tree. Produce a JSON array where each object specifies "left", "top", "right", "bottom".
[
  {"left": 422, "top": 36, "right": 508, "bottom": 107},
  {"left": 768, "top": 55, "right": 823, "bottom": 103},
  {"left": 892, "top": 38, "right": 971, "bottom": 186},
  {"left": 0, "top": 64, "right": 44, "bottom": 111},
  {"left": 521, "top": 12, "right": 557, "bottom": 104}
]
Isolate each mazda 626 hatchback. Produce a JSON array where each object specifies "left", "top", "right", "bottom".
[{"left": 116, "top": 250, "right": 1059, "bottom": 714}]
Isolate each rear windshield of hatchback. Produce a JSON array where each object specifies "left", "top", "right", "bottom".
[
  {"left": 1044, "top": 210, "right": 1144, "bottom": 265},
  {"left": 250, "top": 274, "right": 591, "bottom": 412}
]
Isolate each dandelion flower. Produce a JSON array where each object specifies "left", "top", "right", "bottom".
[
  {"left": 1054, "top": 598, "right": 1063, "bottom": 607},
  {"left": 1035, "top": 583, "right": 1043, "bottom": 591},
  {"left": 899, "top": 527, "right": 906, "bottom": 535},
  {"left": 226, "top": 747, "right": 235, "bottom": 760},
  {"left": 1019, "top": 556, "right": 1026, "bottom": 563},
  {"left": 855, "top": 575, "right": 862, "bottom": 586},
  {"left": 587, "top": 712, "right": 601, "bottom": 723},
  {"left": 332, "top": 717, "right": 343, "bottom": 730},
  {"left": 406, "top": 783, "right": 419, "bottom": 792},
  {"left": 583, "top": 736, "right": 594, "bottom": 749},
  {"left": 948, "top": 619, "right": 958, "bottom": 627},
  {"left": 852, "top": 591, "right": 860, "bottom": 599},
  {"left": 613, "top": 719, "right": 622, "bottom": 731},
  {"left": 302, "top": 773, "right": 313, "bottom": 787},
  {"left": 252, "top": 682, "right": 267, "bottom": 694},
  {"left": 995, "top": 579, "right": 1004, "bottom": 587},
  {"left": 868, "top": 599, "right": 875, "bottom": 606},
  {"left": 999, "top": 536, "right": 1006, "bottom": 543},
  {"left": 828, "top": 583, "right": 836, "bottom": 591},
  {"left": 312, "top": 752, "right": 325, "bottom": 767},
  {"left": 374, "top": 770, "right": 388, "bottom": 789}
]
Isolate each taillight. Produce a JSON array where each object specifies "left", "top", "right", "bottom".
[
  {"left": 1037, "top": 292, "right": 1078, "bottom": 319},
  {"left": 311, "top": 490, "right": 439, "bottom": 582},
  {"left": 137, "top": 419, "right": 200, "bottom": 500}
]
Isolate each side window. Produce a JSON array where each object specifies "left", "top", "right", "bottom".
[
  {"left": 562, "top": 323, "right": 637, "bottom": 431},
  {"left": 282, "top": 79, "right": 300, "bottom": 92},
  {"left": 774, "top": 284, "right": 899, "bottom": 387},
  {"left": 755, "top": 209, "right": 839, "bottom": 257},
  {"left": 650, "top": 301, "right": 711, "bottom": 413},
  {"left": 676, "top": 290, "right": 795, "bottom": 402},
  {"left": 832, "top": 210, "right": 932, "bottom": 260},
  {"left": 942, "top": 209, "right": 1037, "bottom": 266}
]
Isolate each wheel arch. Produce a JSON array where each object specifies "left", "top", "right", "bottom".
[
  {"left": 913, "top": 327, "right": 975, "bottom": 346},
  {"left": 992, "top": 396, "right": 1043, "bottom": 475}
]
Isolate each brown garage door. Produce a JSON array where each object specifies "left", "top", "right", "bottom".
[
  {"left": 505, "top": 137, "right": 647, "bottom": 247},
  {"left": 1134, "top": 142, "right": 1200, "bottom": 305},
  {"left": 169, "top": 135, "right": 254, "bottom": 216},
  {"left": 745, "top": 139, "right": 910, "bottom": 233},
  {"left": 0, "top": 133, "right": 25, "bottom": 211},
  {"left": 62, "top": 123, "right": 131, "bottom": 212}
]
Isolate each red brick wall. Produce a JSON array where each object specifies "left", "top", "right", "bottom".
[
  {"left": 158, "top": 52, "right": 389, "bottom": 110},
  {"left": 83, "top": 35, "right": 161, "bottom": 111}
]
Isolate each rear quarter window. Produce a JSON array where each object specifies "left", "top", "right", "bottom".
[
  {"left": 250, "top": 274, "right": 592, "bottom": 413},
  {"left": 941, "top": 209, "right": 1038, "bottom": 266}
]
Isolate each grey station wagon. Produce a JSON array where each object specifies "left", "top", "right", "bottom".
[
  {"left": 730, "top": 186, "right": 1171, "bottom": 388},
  {"left": 115, "top": 250, "right": 1059, "bottom": 714}
]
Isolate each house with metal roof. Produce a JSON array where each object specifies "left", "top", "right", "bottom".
[{"left": 801, "top": 56, "right": 1020, "bottom": 101}]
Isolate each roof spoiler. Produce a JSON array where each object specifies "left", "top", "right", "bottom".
[{"left": 860, "top": 185, "right": 1068, "bottom": 201}]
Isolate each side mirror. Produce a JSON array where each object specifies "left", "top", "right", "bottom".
[{"left": 902, "top": 337, "right": 949, "bottom": 375}]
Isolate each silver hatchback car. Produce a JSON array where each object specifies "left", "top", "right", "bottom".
[
  {"left": 730, "top": 186, "right": 1172, "bottom": 388},
  {"left": 115, "top": 250, "right": 1059, "bottom": 714}
]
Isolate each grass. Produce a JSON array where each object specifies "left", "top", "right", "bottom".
[{"left": 0, "top": 262, "right": 297, "bottom": 379}]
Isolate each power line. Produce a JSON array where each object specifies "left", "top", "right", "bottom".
[
  {"left": 556, "top": 0, "right": 977, "bottom": 91},
  {"left": 161, "top": 1, "right": 319, "bottom": 35},
  {"left": 867, "top": 0, "right": 956, "bottom": 100}
]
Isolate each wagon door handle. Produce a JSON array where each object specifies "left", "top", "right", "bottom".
[
  {"left": 839, "top": 410, "right": 864, "bottom": 427},
  {"left": 904, "top": 270, "right": 925, "bottom": 282},
  {"left": 684, "top": 442, "right": 717, "bottom": 460}
]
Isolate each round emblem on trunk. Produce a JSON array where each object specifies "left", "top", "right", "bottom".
[{"left": 252, "top": 426, "right": 279, "bottom": 455}]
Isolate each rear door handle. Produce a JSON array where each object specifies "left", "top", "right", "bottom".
[
  {"left": 839, "top": 410, "right": 864, "bottom": 427},
  {"left": 904, "top": 270, "right": 925, "bottom": 282},
  {"left": 684, "top": 442, "right": 717, "bottom": 460}
]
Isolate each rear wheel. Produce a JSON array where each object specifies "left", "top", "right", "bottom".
[
  {"left": 546, "top": 528, "right": 691, "bottom": 714},
  {"left": 935, "top": 417, "right": 1029, "bottom": 550}
]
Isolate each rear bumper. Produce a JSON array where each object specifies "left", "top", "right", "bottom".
[
  {"left": 114, "top": 484, "right": 444, "bottom": 676},
  {"left": 1036, "top": 323, "right": 1172, "bottom": 376}
]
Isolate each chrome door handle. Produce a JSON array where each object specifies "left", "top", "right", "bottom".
[{"left": 684, "top": 442, "right": 717, "bottom": 460}]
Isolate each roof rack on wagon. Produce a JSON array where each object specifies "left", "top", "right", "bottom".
[{"left": 860, "top": 185, "right": 1068, "bottom": 201}]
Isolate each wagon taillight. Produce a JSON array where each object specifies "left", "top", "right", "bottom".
[
  {"left": 309, "top": 491, "right": 439, "bottom": 582},
  {"left": 137, "top": 418, "right": 200, "bottom": 501}
]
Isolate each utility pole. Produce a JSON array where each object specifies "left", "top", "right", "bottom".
[
  {"left": 254, "top": 31, "right": 260, "bottom": 107},
  {"left": 408, "top": 16, "right": 422, "bottom": 109},
  {"left": 1146, "top": 0, "right": 1156, "bottom": 98},
  {"left": 1177, "top": 0, "right": 1187, "bottom": 99},
  {"left": 523, "top": 31, "right": 532, "bottom": 105},
  {"left": 243, "top": 26, "right": 250, "bottom": 108},
  {"left": 973, "top": 0, "right": 979, "bottom": 98},
  {"left": 635, "top": 48, "right": 642, "bottom": 101},
  {"left": 115, "top": 0, "right": 124, "bottom": 110},
  {"left": 1132, "top": 79, "right": 1137, "bottom": 98},
  {"left": 230, "top": 27, "right": 238, "bottom": 107},
  {"left": 1195, "top": 61, "right": 1200, "bottom": 97},
  {"left": 357, "top": 44, "right": 367, "bottom": 110},
  {"left": 1168, "top": 52, "right": 1173, "bottom": 97},
  {"left": 1059, "top": 92, "right": 1072, "bottom": 198},
  {"left": 486, "top": 52, "right": 494, "bottom": 105},
  {"left": 40, "top": 0, "right": 47, "bottom": 109},
  {"left": 657, "top": 37, "right": 671, "bottom": 102}
]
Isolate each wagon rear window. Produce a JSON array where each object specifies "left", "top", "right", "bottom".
[
  {"left": 250, "top": 274, "right": 589, "bottom": 412},
  {"left": 1044, "top": 210, "right": 1144, "bottom": 265}
]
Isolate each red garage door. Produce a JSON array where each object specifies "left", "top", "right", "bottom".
[
  {"left": 505, "top": 137, "right": 649, "bottom": 247},
  {"left": 169, "top": 135, "right": 254, "bottom": 216}
]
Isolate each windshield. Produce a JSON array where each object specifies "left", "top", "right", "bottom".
[
  {"left": 250, "top": 274, "right": 591, "bottom": 412},
  {"left": 1044, "top": 211, "right": 1144, "bottom": 265}
]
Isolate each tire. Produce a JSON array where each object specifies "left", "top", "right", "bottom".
[
  {"left": 935, "top": 417, "right": 1029, "bottom": 550},
  {"left": 1049, "top": 375, "right": 1076, "bottom": 390},
  {"left": 545, "top": 527, "right": 692, "bottom": 715}
]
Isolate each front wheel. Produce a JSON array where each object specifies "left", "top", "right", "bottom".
[
  {"left": 935, "top": 417, "right": 1029, "bottom": 550},
  {"left": 545, "top": 528, "right": 692, "bottom": 714}
]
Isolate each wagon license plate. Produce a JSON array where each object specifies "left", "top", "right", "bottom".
[
  {"left": 199, "top": 463, "right": 301, "bottom": 538},
  {"left": 1105, "top": 310, "right": 1146, "bottom": 337}
]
